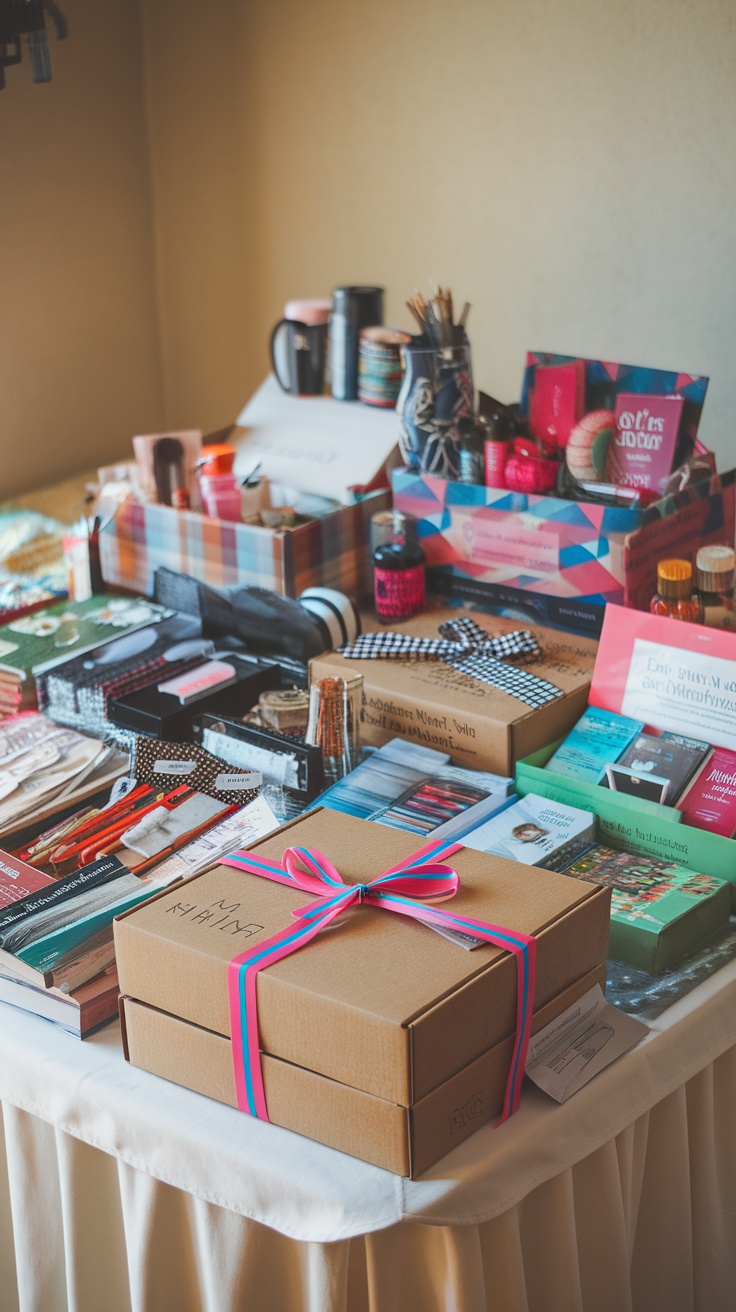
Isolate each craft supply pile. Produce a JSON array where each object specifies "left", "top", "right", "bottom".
[{"left": 0, "top": 282, "right": 734, "bottom": 1176}]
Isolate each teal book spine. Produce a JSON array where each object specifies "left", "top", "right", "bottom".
[
  {"left": 15, "top": 882, "right": 153, "bottom": 971},
  {"left": 544, "top": 707, "right": 645, "bottom": 785}
]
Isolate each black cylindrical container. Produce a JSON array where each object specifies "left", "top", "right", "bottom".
[{"left": 330, "top": 286, "right": 384, "bottom": 401}]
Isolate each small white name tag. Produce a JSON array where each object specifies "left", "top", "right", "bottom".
[
  {"left": 153, "top": 760, "right": 197, "bottom": 776},
  {"left": 215, "top": 772, "right": 262, "bottom": 791}
]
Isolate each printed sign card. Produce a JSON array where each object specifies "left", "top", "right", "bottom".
[
  {"left": 589, "top": 605, "right": 736, "bottom": 752},
  {"left": 607, "top": 394, "right": 685, "bottom": 493}
]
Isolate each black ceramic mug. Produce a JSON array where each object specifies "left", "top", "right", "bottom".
[{"left": 269, "top": 299, "right": 332, "bottom": 395}]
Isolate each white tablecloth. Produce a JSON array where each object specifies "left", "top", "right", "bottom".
[{"left": 2, "top": 959, "right": 736, "bottom": 1310}]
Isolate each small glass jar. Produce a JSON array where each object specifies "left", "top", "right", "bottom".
[
  {"left": 306, "top": 673, "right": 363, "bottom": 784},
  {"left": 650, "top": 559, "right": 703, "bottom": 623},
  {"left": 372, "top": 511, "right": 426, "bottom": 622},
  {"left": 694, "top": 545, "right": 736, "bottom": 630}
]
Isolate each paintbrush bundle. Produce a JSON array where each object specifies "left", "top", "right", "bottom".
[
  {"left": 405, "top": 285, "right": 470, "bottom": 348},
  {"left": 397, "top": 286, "right": 475, "bottom": 477}
]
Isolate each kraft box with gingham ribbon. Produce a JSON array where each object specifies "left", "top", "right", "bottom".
[{"left": 310, "top": 607, "right": 599, "bottom": 776}]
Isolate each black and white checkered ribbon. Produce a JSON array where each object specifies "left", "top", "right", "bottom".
[{"left": 338, "top": 616, "right": 563, "bottom": 708}]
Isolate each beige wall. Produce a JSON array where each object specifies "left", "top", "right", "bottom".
[
  {"left": 0, "top": 0, "right": 164, "bottom": 500},
  {"left": 143, "top": 0, "right": 736, "bottom": 466},
  {"left": 2, "top": 0, "right": 735, "bottom": 500}
]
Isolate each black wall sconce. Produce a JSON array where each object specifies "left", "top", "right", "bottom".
[{"left": 1, "top": 1, "right": 67, "bottom": 89}]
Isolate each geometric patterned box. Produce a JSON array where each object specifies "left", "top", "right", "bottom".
[
  {"left": 392, "top": 468, "right": 735, "bottom": 634},
  {"left": 99, "top": 489, "right": 390, "bottom": 599}
]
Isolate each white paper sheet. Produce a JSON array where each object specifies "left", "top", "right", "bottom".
[
  {"left": 525, "top": 983, "right": 648, "bottom": 1102},
  {"left": 233, "top": 375, "right": 400, "bottom": 504}
]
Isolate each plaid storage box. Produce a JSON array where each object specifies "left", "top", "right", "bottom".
[
  {"left": 392, "top": 467, "right": 735, "bottom": 634},
  {"left": 99, "top": 491, "right": 390, "bottom": 598}
]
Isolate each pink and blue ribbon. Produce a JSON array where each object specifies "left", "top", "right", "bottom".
[{"left": 223, "top": 837, "right": 536, "bottom": 1127}]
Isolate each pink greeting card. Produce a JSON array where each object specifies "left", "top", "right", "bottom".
[
  {"left": 606, "top": 394, "right": 684, "bottom": 493},
  {"left": 589, "top": 605, "right": 736, "bottom": 752}
]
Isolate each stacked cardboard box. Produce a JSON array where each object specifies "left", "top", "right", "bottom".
[{"left": 116, "top": 809, "right": 610, "bottom": 1175}]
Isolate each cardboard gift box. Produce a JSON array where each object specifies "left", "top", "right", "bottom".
[
  {"left": 116, "top": 809, "right": 610, "bottom": 1176},
  {"left": 310, "top": 607, "right": 598, "bottom": 775},
  {"left": 99, "top": 376, "right": 398, "bottom": 598},
  {"left": 392, "top": 466, "right": 736, "bottom": 636}
]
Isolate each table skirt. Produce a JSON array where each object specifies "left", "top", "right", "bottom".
[{"left": 3, "top": 1044, "right": 735, "bottom": 1312}]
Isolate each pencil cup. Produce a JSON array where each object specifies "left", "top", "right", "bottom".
[{"left": 396, "top": 341, "right": 474, "bottom": 478}]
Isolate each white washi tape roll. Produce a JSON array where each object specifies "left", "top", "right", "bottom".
[{"left": 299, "top": 587, "right": 361, "bottom": 650}]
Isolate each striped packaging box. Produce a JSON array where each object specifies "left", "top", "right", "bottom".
[{"left": 99, "top": 491, "right": 390, "bottom": 598}]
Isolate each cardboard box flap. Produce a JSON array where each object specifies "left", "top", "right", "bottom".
[{"left": 231, "top": 375, "right": 401, "bottom": 504}]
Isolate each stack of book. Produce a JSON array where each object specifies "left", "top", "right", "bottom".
[
  {"left": 0, "top": 961, "right": 120, "bottom": 1038},
  {"left": 0, "top": 791, "right": 281, "bottom": 1036},
  {"left": 0, "top": 850, "right": 141, "bottom": 1035},
  {"left": 0, "top": 666, "right": 36, "bottom": 716}
]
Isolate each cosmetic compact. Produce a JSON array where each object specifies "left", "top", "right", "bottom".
[{"left": 108, "top": 654, "right": 283, "bottom": 740}]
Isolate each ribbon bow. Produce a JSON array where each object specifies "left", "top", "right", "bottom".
[
  {"left": 223, "top": 836, "right": 536, "bottom": 1128},
  {"left": 338, "top": 616, "right": 563, "bottom": 708}
]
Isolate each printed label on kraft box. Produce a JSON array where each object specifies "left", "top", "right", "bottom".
[
  {"left": 448, "top": 508, "right": 560, "bottom": 575},
  {"left": 361, "top": 689, "right": 480, "bottom": 756}
]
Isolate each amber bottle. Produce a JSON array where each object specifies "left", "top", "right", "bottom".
[{"left": 650, "top": 559, "right": 703, "bottom": 623}]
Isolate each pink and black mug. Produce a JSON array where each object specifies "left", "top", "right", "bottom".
[{"left": 269, "top": 299, "right": 332, "bottom": 395}]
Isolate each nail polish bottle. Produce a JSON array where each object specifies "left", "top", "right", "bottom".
[
  {"left": 482, "top": 407, "right": 512, "bottom": 489},
  {"left": 650, "top": 559, "right": 703, "bottom": 623},
  {"left": 372, "top": 511, "right": 426, "bottom": 622},
  {"left": 457, "top": 417, "right": 485, "bottom": 485}
]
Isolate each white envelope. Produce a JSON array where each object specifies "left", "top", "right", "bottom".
[{"left": 232, "top": 374, "right": 401, "bottom": 505}]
